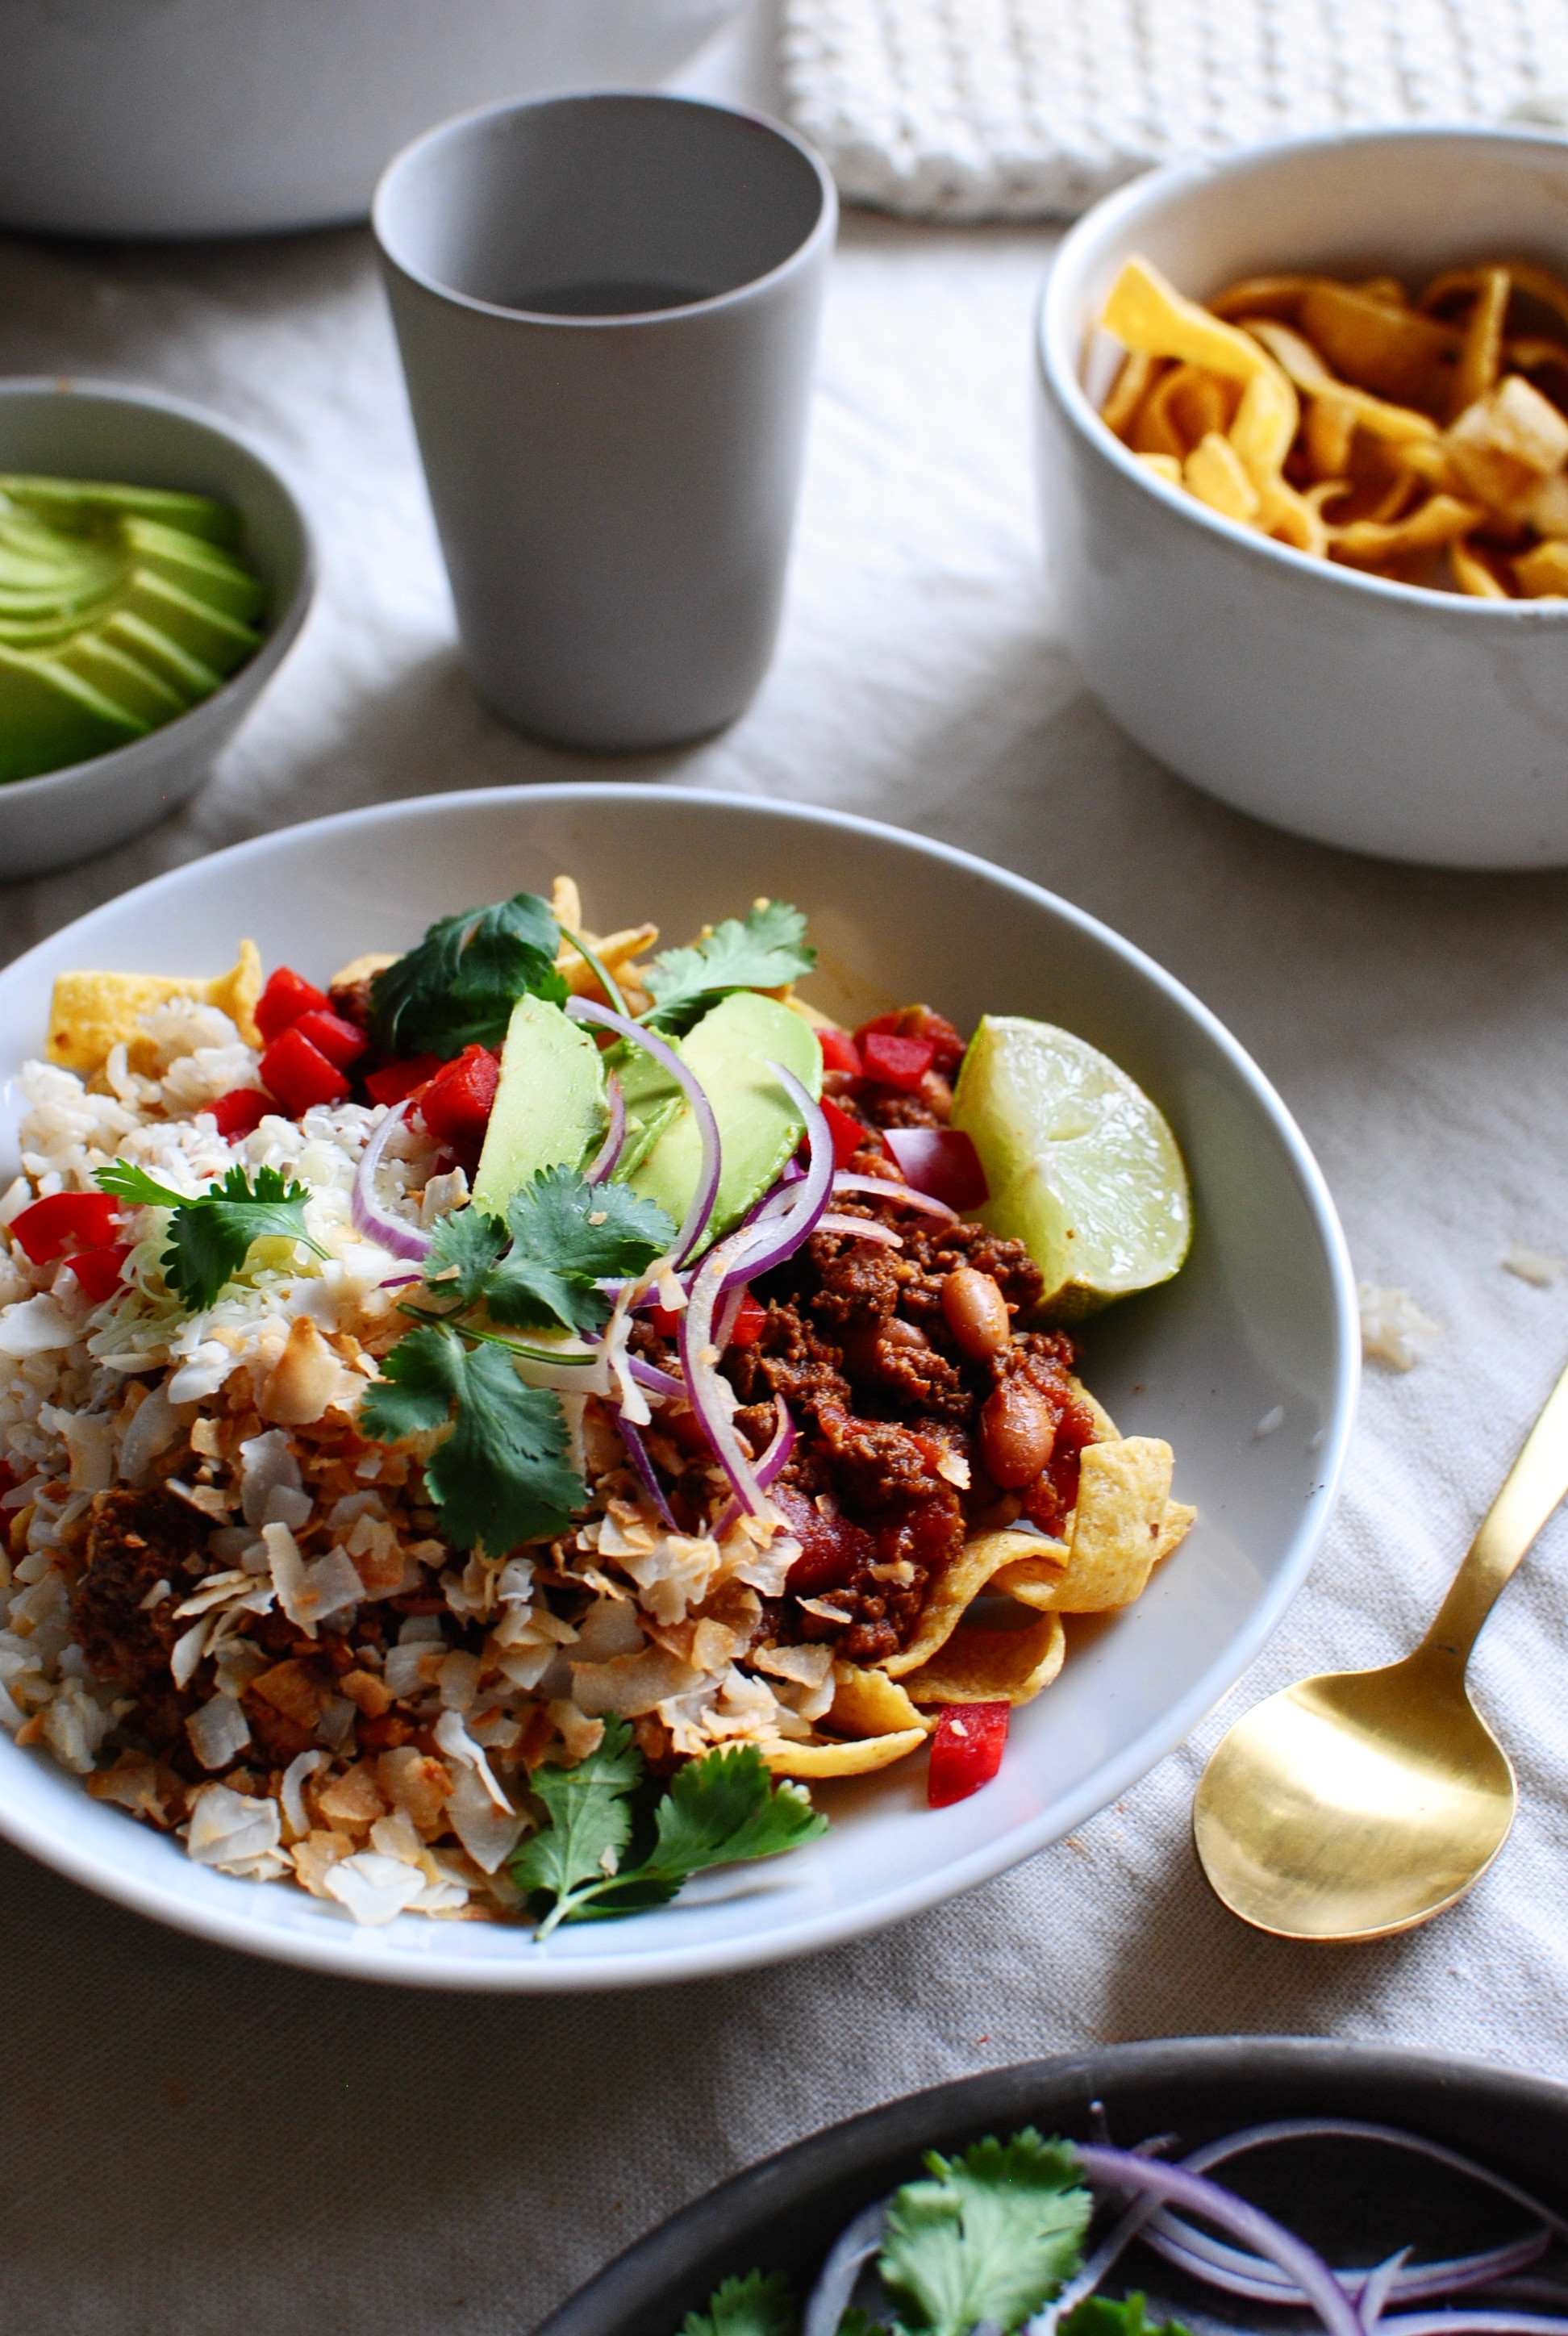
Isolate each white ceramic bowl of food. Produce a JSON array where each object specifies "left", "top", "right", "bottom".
[
  {"left": 0, "top": 381, "right": 314, "bottom": 882},
  {"left": 0, "top": 786, "right": 1357, "bottom": 1988},
  {"left": 1035, "top": 127, "right": 1568, "bottom": 870},
  {"left": 0, "top": 0, "right": 749, "bottom": 239}
]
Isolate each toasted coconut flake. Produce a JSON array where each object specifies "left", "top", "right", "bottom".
[
  {"left": 322, "top": 1850, "right": 427, "bottom": 1926},
  {"left": 260, "top": 1316, "right": 361, "bottom": 1426},
  {"left": 433, "top": 1708, "right": 514, "bottom": 1812},
  {"left": 376, "top": 1747, "right": 452, "bottom": 1831},
  {"left": 444, "top": 1762, "right": 526, "bottom": 1871},
  {"left": 281, "top": 1749, "right": 324, "bottom": 1840},
  {"left": 185, "top": 1691, "right": 252, "bottom": 1770},
  {"left": 570, "top": 1642, "right": 703, "bottom": 1720},
  {"left": 290, "top": 1828, "right": 353, "bottom": 1897},
  {"left": 186, "top": 1780, "right": 279, "bottom": 1867}
]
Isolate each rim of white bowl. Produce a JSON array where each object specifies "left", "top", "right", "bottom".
[
  {"left": 373, "top": 90, "right": 838, "bottom": 330},
  {"left": 0, "top": 376, "right": 316, "bottom": 803},
  {"left": 1039, "top": 122, "right": 1568, "bottom": 623},
  {"left": 0, "top": 786, "right": 1361, "bottom": 1988}
]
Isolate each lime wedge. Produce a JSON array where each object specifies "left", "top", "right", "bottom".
[{"left": 951, "top": 1015, "right": 1191, "bottom": 1316}]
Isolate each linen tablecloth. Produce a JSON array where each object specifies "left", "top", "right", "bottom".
[{"left": 5, "top": 15, "right": 1568, "bottom": 2335}]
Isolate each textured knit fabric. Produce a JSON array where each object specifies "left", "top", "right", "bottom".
[{"left": 782, "top": 0, "right": 1568, "bottom": 218}]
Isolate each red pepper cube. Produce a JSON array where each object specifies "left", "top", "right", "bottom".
[
  {"left": 417, "top": 1045, "right": 501, "bottom": 1148},
  {"left": 208, "top": 1087, "right": 270, "bottom": 1141},
  {"left": 260, "top": 1025, "right": 352, "bottom": 1116},
  {"left": 70, "top": 1242, "right": 133, "bottom": 1304},
  {"left": 821, "top": 1097, "right": 875, "bottom": 1168},
  {"left": 882, "top": 1127, "right": 989, "bottom": 1212},
  {"left": 816, "top": 1028, "right": 863, "bottom": 1078},
  {"left": 291, "top": 1009, "right": 369, "bottom": 1072},
  {"left": 728, "top": 1292, "right": 768, "bottom": 1348},
  {"left": 648, "top": 1302, "right": 684, "bottom": 1339},
  {"left": 861, "top": 1031, "right": 936, "bottom": 1092},
  {"left": 928, "top": 1700, "right": 1011, "bottom": 1808},
  {"left": 365, "top": 1054, "right": 444, "bottom": 1109},
  {"left": 856, "top": 1007, "right": 966, "bottom": 1076},
  {"left": 255, "top": 965, "right": 332, "bottom": 1044},
  {"left": 10, "top": 1191, "right": 122, "bottom": 1266}
]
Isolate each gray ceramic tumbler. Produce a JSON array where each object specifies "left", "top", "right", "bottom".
[{"left": 373, "top": 94, "right": 836, "bottom": 753}]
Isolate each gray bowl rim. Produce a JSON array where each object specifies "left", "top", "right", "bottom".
[
  {"left": 0, "top": 783, "right": 1360, "bottom": 1988},
  {"left": 1038, "top": 120, "right": 1568, "bottom": 624},
  {"left": 534, "top": 2034, "right": 1568, "bottom": 2336},
  {"left": 0, "top": 374, "right": 317, "bottom": 807},
  {"left": 372, "top": 89, "right": 839, "bottom": 330}
]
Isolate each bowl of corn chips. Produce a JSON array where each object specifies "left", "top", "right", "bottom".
[{"left": 1036, "top": 127, "right": 1568, "bottom": 869}]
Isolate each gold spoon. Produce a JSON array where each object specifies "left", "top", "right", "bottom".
[{"left": 1193, "top": 1354, "right": 1568, "bottom": 1942}]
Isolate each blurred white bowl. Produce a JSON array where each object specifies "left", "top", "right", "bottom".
[
  {"left": 1035, "top": 127, "right": 1568, "bottom": 870},
  {"left": 0, "top": 381, "right": 314, "bottom": 879},
  {"left": 0, "top": 0, "right": 749, "bottom": 238}
]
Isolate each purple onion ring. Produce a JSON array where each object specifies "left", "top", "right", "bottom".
[{"left": 351, "top": 1102, "right": 433, "bottom": 1264}]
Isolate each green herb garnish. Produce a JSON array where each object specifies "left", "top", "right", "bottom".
[
  {"left": 682, "top": 2273, "right": 797, "bottom": 2336},
  {"left": 877, "top": 2132, "right": 1092, "bottom": 2336},
  {"left": 95, "top": 1159, "right": 327, "bottom": 1312},
  {"left": 369, "top": 891, "right": 566, "bottom": 1057},
  {"left": 358, "top": 1322, "right": 586, "bottom": 1552},
  {"left": 642, "top": 899, "right": 815, "bottom": 1034},
  {"left": 1061, "top": 2300, "right": 1189, "bottom": 2336},
  {"left": 424, "top": 1166, "right": 674, "bottom": 1336},
  {"left": 511, "top": 1717, "right": 827, "bottom": 1933}
]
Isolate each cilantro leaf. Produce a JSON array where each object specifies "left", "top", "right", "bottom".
[
  {"left": 358, "top": 1322, "right": 585, "bottom": 1553},
  {"left": 423, "top": 1206, "right": 509, "bottom": 1312},
  {"left": 485, "top": 1167, "right": 675, "bottom": 1333},
  {"left": 1061, "top": 2299, "right": 1189, "bottom": 2336},
  {"left": 878, "top": 2132, "right": 1091, "bottom": 2336},
  {"left": 643, "top": 899, "right": 815, "bottom": 1034},
  {"left": 95, "top": 1158, "right": 325, "bottom": 1312},
  {"left": 369, "top": 891, "right": 566, "bottom": 1057},
  {"left": 682, "top": 2271, "right": 796, "bottom": 2336},
  {"left": 511, "top": 1714, "right": 644, "bottom": 1920},
  {"left": 511, "top": 1732, "right": 827, "bottom": 1933}
]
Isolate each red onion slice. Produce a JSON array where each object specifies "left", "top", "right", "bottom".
[
  {"left": 565, "top": 998, "right": 720, "bottom": 1266},
  {"left": 1073, "top": 2145, "right": 1365, "bottom": 2336},
  {"left": 1374, "top": 2317, "right": 1568, "bottom": 2333},
  {"left": 586, "top": 1073, "right": 625, "bottom": 1185},
  {"left": 615, "top": 1408, "right": 678, "bottom": 1531},
  {"left": 628, "top": 1355, "right": 685, "bottom": 1401},
  {"left": 711, "top": 1398, "right": 795, "bottom": 1537},
  {"left": 678, "top": 1224, "right": 780, "bottom": 1520},
  {"left": 832, "top": 1170, "right": 958, "bottom": 1221},
  {"left": 815, "top": 1214, "right": 903, "bottom": 1248},
  {"left": 351, "top": 1102, "right": 433, "bottom": 1264},
  {"left": 1141, "top": 2217, "right": 1549, "bottom": 2309},
  {"left": 1179, "top": 2121, "right": 1568, "bottom": 2246},
  {"left": 713, "top": 1063, "right": 836, "bottom": 1291}
]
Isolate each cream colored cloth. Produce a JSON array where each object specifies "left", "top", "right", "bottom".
[
  {"left": 5, "top": 30, "right": 1568, "bottom": 2336},
  {"left": 782, "top": 0, "right": 1568, "bottom": 219}
]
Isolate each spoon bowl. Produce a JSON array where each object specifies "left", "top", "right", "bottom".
[{"left": 1195, "top": 1354, "right": 1568, "bottom": 1942}]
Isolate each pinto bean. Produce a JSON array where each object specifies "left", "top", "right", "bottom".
[
  {"left": 979, "top": 1379, "right": 1056, "bottom": 1487},
  {"left": 941, "top": 1266, "right": 1011, "bottom": 1359}
]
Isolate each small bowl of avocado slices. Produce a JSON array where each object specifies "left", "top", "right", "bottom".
[{"left": 0, "top": 378, "right": 314, "bottom": 878}]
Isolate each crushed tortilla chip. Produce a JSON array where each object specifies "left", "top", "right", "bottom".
[
  {"left": 899, "top": 1611, "right": 1065, "bottom": 1705},
  {"left": 997, "top": 1438, "right": 1182, "bottom": 1613},
  {"left": 329, "top": 950, "right": 397, "bottom": 990},
  {"left": 47, "top": 939, "right": 264, "bottom": 1072},
  {"left": 827, "top": 1662, "right": 933, "bottom": 1740},
  {"left": 765, "top": 1726, "right": 930, "bottom": 1778},
  {"left": 880, "top": 1529, "right": 1044, "bottom": 1678}
]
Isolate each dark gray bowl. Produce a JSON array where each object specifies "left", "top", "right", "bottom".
[{"left": 536, "top": 2038, "right": 1568, "bottom": 2336}]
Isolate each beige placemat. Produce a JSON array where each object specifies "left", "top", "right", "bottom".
[{"left": 782, "top": 0, "right": 1568, "bottom": 218}]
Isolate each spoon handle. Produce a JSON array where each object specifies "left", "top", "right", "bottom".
[{"left": 1419, "top": 1352, "right": 1568, "bottom": 1670}]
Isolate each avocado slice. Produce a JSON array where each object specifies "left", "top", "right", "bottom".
[
  {"left": 472, "top": 995, "right": 608, "bottom": 1217},
  {"left": 99, "top": 611, "right": 223, "bottom": 704},
  {"left": 123, "top": 519, "right": 267, "bottom": 624},
  {"left": 56, "top": 634, "right": 186, "bottom": 726},
  {"left": 0, "top": 475, "right": 241, "bottom": 549},
  {"left": 119, "top": 569, "right": 260, "bottom": 676},
  {"left": 625, "top": 991, "right": 823, "bottom": 1248},
  {"left": 0, "top": 647, "right": 148, "bottom": 783}
]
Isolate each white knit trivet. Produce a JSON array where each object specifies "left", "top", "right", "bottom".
[{"left": 781, "top": 0, "right": 1568, "bottom": 219}]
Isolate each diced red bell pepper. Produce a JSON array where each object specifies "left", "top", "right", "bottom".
[
  {"left": 882, "top": 1127, "right": 989, "bottom": 1212},
  {"left": 365, "top": 1053, "right": 444, "bottom": 1108},
  {"left": 208, "top": 1087, "right": 270, "bottom": 1141},
  {"left": 10, "top": 1191, "right": 122, "bottom": 1265},
  {"left": 69, "top": 1242, "right": 132, "bottom": 1304},
  {"left": 816, "top": 1028, "right": 863, "bottom": 1078},
  {"left": 728, "top": 1292, "right": 768, "bottom": 1347},
  {"left": 255, "top": 966, "right": 331, "bottom": 1044},
  {"left": 416, "top": 1045, "right": 500, "bottom": 1148},
  {"left": 856, "top": 1007, "right": 966, "bottom": 1075},
  {"left": 927, "top": 1701, "right": 1011, "bottom": 1808},
  {"left": 649, "top": 1301, "right": 685, "bottom": 1339},
  {"left": 822, "top": 1096, "right": 875, "bottom": 1168},
  {"left": 291, "top": 1008, "right": 369, "bottom": 1071},
  {"left": 260, "top": 1024, "right": 352, "bottom": 1115},
  {"left": 860, "top": 1031, "right": 936, "bottom": 1092}
]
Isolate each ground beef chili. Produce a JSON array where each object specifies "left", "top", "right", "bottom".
[
  {"left": 629, "top": 1006, "right": 1089, "bottom": 1667},
  {"left": 71, "top": 1487, "right": 212, "bottom": 1758}
]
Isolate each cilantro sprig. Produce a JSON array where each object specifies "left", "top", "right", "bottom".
[
  {"left": 643, "top": 899, "right": 815, "bottom": 1034},
  {"left": 369, "top": 891, "right": 566, "bottom": 1057},
  {"left": 511, "top": 1717, "right": 827, "bottom": 1933},
  {"left": 682, "top": 2274, "right": 796, "bottom": 2336},
  {"left": 358, "top": 1165, "right": 675, "bottom": 1554},
  {"left": 877, "top": 2133, "right": 1092, "bottom": 2336},
  {"left": 95, "top": 1159, "right": 327, "bottom": 1312}
]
